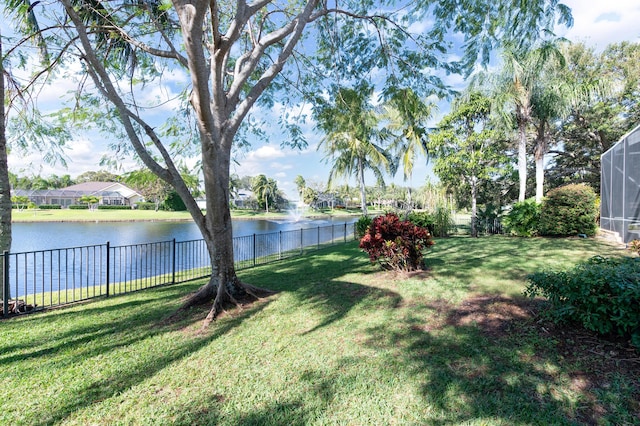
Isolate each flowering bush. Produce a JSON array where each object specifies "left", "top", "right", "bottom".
[{"left": 359, "top": 213, "right": 434, "bottom": 271}]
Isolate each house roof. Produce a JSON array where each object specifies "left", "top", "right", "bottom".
[
  {"left": 62, "top": 182, "right": 141, "bottom": 199},
  {"left": 12, "top": 182, "right": 142, "bottom": 200}
]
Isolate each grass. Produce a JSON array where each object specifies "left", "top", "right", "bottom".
[{"left": 1, "top": 236, "right": 637, "bottom": 425}]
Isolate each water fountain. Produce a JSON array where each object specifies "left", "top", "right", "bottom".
[{"left": 287, "top": 200, "right": 306, "bottom": 222}]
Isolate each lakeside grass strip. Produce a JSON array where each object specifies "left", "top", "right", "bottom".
[{"left": 1, "top": 237, "right": 636, "bottom": 425}]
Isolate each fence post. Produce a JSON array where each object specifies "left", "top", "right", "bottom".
[
  {"left": 278, "top": 231, "right": 282, "bottom": 260},
  {"left": 172, "top": 238, "right": 176, "bottom": 284},
  {"left": 105, "top": 242, "right": 110, "bottom": 297},
  {"left": 332, "top": 224, "right": 335, "bottom": 245},
  {"left": 344, "top": 223, "right": 347, "bottom": 243},
  {"left": 2, "top": 251, "right": 9, "bottom": 318},
  {"left": 300, "top": 228, "right": 303, "bottom": 255},
  {"left": 317, "top": 226, "right": 320, "bottom": 250},
  {"left": 253, "top": 233, "right": 257, "bottom": 267}
]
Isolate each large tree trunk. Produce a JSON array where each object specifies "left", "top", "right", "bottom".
[
  {"left": 0, "top": 31, "right": 13, "bottom": 299},
  {"left": 357, "top": 159, "right": 368, "bottom": 215},
  {"left": 534, "top": 121, "right": 548, "bottom": 204},
  {"left": 181, "top": 141, "right": 271, "bottom": 323},
  {"left": 516, "top": 112, "right": 528, "bottom": 202}
]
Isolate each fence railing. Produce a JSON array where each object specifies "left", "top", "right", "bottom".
[
  {"left": 452, "top": 217, "right": 504, "bottom": 236},
  {"left": 1, "top": 222, "right": 356, "bottom": 317}
]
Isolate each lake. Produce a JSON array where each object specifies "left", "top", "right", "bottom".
[{"left": 10, "top": 217, "right": 358, "bottom": 253}]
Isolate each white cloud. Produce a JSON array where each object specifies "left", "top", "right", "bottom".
[
  {"left": 8, "top": 138, "right": 137, "bottom": 177},
  {"left": 559, "top": 1, "right": 640, "bottom": 49}
]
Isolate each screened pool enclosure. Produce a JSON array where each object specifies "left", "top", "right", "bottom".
[{"left": 601, "top": 124, "right": 640, "bottom": 243}]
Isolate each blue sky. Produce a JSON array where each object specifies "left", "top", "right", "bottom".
[{"left": 5, "top": 0, "right": 640, "bottom": 199}]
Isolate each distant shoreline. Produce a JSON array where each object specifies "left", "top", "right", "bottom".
[{"left": 11, "top": 209, "right": 363, "bottom": 224}]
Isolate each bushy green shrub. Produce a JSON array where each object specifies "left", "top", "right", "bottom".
[
  {"left": 163, "top": 191, "right": 187, "bottom": 211},
  {"left": 359, "top": 213, "right": 434, "bottom": 271},
  {"left": 407, "top": 211, "right": 435, "bottom": 235},
  {"left": 539, "top": 184, "right": 597, "bottom": 237},
  {"left": 355, "top": 215, "right": 373, "bottom": 238},
  {"left": 136, "top": 202, "right": 160, "bottom": 211},
  {"left": 97, "top": 205, "right": 132, "bottom": 210},
  {"left": 38, "top": 204, "right": 62, "bottom": 209},
  {"left": 503, "top": 199, "right": 540, "bottom": 237},
  {"left": 525, "top": 256, "right": 640, "bottom": 348},
  {"left": 432, "top": 205, "right": 455, "bottom": 237},
  {"left": 69, "top": 205, "right": 89, "bottom": 210}
]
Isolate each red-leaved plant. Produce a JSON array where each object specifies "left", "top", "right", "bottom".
[{"left": 359, "top": 213, "right": 434, "bottom": 271}]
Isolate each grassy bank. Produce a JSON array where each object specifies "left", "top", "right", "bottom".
[
  {"left": 1, "top": 236, "right": 637, "bottom": 425},
  {"left": 11, "top": 207, "right": 366, "bottom": 223}
]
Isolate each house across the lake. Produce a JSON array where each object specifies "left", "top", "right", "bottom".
[{"left": 12, "top": 182, "right": 144, "bottom": 208}]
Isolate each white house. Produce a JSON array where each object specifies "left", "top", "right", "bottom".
[{"left": 13, "top": 182, "right": 143, "bottom": 207}]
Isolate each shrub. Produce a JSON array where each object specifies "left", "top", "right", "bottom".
[
  {"left": 407, "top": 211, "right": 435, "bottom": 235},
  {"left": 163, "top": 191, "right": 187, "bottom": 211},
  {"left": 432, "top": 205, "right": 455, "bottom": 237},
  {"left": 355, "top": 215, "right": 373, "bottom": 238},
  {"left": 38, "top": 204, "right": 62, "bottom": 209},
  {"left": 539, "top": 184, "right": 597, "bottom": 237},
  {"left": 97, "top": 205, "right": 132, "bottom": 210},
  {"left": 525, "top": 256, "right": 640, "bottom": 348},
  {"left": 136, "top": 202, "right": 161, "bottom": 211},
  {"left": 359, "top": 213, "right": 434, "bottom": 271},
  {"left": 69, "top": 205, "right": 89, "bottom": 210},
  {"left": 503, "top": 199, "right": 540, "bottom": 237}
]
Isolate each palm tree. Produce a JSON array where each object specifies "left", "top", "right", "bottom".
[
  {"left": 382, "top": 87, "right": 435, "bottom": 209},
  {"left": 316, "top": 84, "right": 390, "bottom": 215},
  {"left": 484, "top": 41, "right": 565, "bottom": 202},
  {"left": 251, "top": 174, "right": 278, "bottom": 214}
]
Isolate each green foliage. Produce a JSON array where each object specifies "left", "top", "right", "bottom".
[
  {"left": 69, "top": 205, "right": 89, "bottom": 210},
  {"left": 96, "top": 205, "right": 131, "bottom": 210},
  {"left": 539, "top": 184, "right": 597, "bottom": 237},
  {"left": 525, "top": 256, "right": 640, "bottom": 348},
  {"left": 355, "top": 215, "right": 372, "bottom": 238},
  {"left": 38, "top": 204, "right": 62, "bottom": 209},
  {"left": 163, "top": 191, "right": 187, "bottom": 211},
  {"left": 136, "top": 202, "right": 160, "bottom": 211},
  {"left": 432, "top": 205, "right": 455, "bottom": 238},
  {"left": 359, "top": 213, "right": 434, "bottom": 271},
  {"left": 407, "top": 211, "right": 435, "bottom": 235},
  {"left": 503, "top": 199, "right": 540, "bottom": 237}
]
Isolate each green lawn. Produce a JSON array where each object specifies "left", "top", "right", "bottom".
[{"left": 1, "top": 236, "right": 637, "bottom": 425}]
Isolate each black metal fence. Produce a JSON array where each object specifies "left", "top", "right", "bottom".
[
  {"left": 452, "top": 217, "right": 504, "bottom": 236},
  {"left": 1, "top": 222, "right": 356, "bottom": 317}
]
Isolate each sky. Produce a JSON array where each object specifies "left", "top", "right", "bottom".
[{"left": 5, "top": 0, "right": 640, "bottom": 199}]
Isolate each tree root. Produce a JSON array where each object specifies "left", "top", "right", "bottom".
[{"left": 176, "top": 277, "right": 278, "bottom": 329}]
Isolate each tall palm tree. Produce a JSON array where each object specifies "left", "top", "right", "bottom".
[
  {"left": 382, "top": 87, "right": 435, "bottom": 209},
  {"left": 485, "top": 41, "right": 565, "bottom": 202},
  {"left": 252, "top": 174, "right": 278, "bottom": 214},
  {"left": 316, "top": 85, "right": 390, "bottom": 215}
]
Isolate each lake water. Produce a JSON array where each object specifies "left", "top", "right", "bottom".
[{"left": 10, "top": 217, "right": 358, "bottom": 253}]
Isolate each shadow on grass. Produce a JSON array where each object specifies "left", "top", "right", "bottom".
[
  {"left": 423, "top": 235, "right": 624, "bottom": 291},
  {"left": 1, "top": 280, "right": 272, "bottom": 426},
  {"left": 0, "top": 283, "right": 201, "bottom": 364},
  {"left": 241, "top": 243, "right": 401, "bottom": 335}
]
